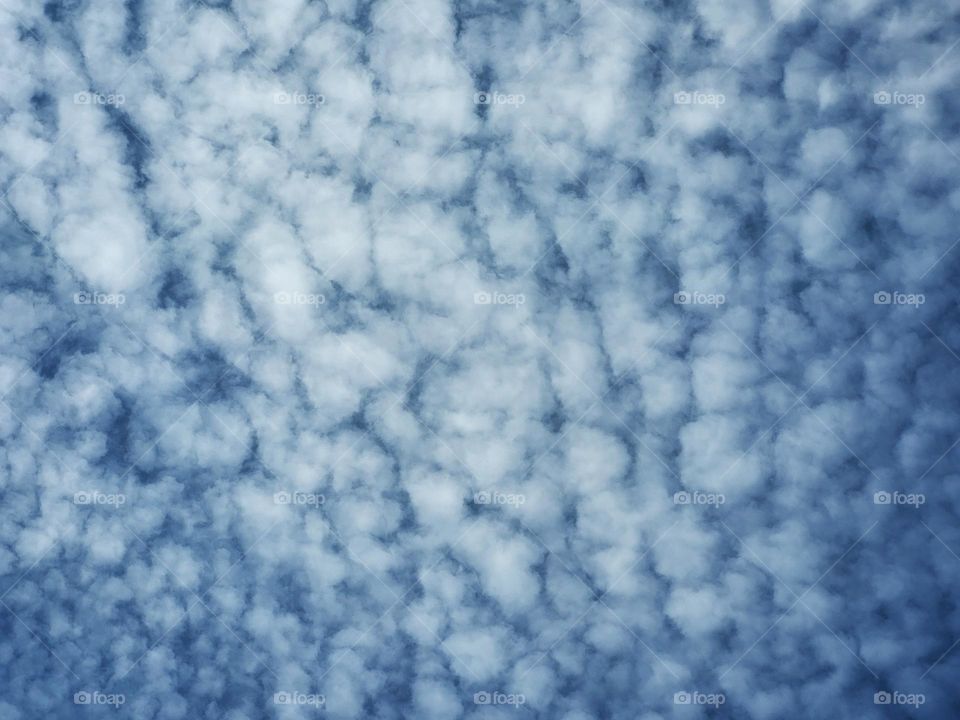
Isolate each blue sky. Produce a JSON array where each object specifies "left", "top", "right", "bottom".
[{"left": 0, "top": 0, "right": 959, "bottom": 717}]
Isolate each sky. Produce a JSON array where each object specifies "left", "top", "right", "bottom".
[{"left": 0, "top": 0, "right": 959, "bottom": 718}]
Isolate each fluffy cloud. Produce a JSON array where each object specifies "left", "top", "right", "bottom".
[{"left": 0, "top": 0, "right": 958, "bottom": 718}]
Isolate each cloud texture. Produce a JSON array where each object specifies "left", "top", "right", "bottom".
[{"left": 1, "top": 0, "right": 959, "bottom": 717}]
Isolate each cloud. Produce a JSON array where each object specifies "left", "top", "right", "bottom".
[{"left": 1, "top": 0, "right": 959, "bottom": 717}]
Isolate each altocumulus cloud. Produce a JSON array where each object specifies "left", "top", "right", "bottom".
[{"left": 0, "top": 0, "right": 959, "bottom": 718}]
